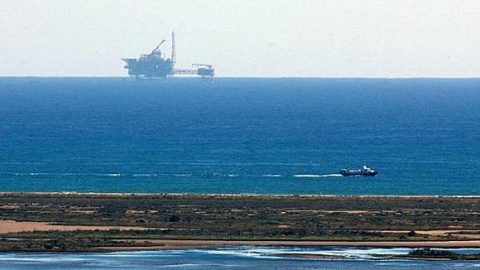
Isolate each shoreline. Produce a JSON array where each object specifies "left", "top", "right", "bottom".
[
  {"left": 99, "top": 239, "right": 480, "bottom": 251},
  {"left": 2, "top": 191, "right": 480, "bottom": 198}
]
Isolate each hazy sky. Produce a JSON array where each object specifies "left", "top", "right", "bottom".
[{"left": 1, "top": 0, "right": 480, "bottom": 77}]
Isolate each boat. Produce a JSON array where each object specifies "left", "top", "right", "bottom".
[{"left": 339, "top": 165, "right": 378, "bottom": 177}]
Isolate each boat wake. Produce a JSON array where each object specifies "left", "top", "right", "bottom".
[
  {"left": 294, "top": 174, "right": 344, "bottom": 178},
  {"left": 3, "top": 172, "right": 348, "bottom": 180},
  {"left": 322, "top": 174, "right": 344, "bottom": 177}
]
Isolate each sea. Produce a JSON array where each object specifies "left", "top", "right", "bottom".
[
  {"left": 1, "top": 77, "right": 480, "bottom": 269},
  {"left": 0, "top": 77, "right": 479, "bottom": 195}
]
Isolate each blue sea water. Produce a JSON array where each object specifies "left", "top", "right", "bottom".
[{"left": 0, "top": 77, "right": 479, "bottom": 195}]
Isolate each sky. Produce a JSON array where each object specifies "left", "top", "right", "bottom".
[{"left": 1, "top": 0, "right": 480, "bottom": 77}]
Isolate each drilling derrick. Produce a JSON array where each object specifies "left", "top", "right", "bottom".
[
  {"left": 171, "top": 32, "right": 176, "bottom": 70},
  {"left": 122, "top": 32, "right": 214, "bottom": 79}
]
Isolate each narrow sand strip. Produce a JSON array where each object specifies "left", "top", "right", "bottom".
[
  {"left": 100, "top": 239, "right": 480, "bottom": 251},
  {"left": 146, "top": 239, "right": 480, "bottom": 247},
  {"left": 0, "top": 220, "right": 149, "bottom": 234}
]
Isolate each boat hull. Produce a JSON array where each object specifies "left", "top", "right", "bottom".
[
  {"left": 340, "top": 171, "right": 378, "bottom": 177},
  {"left": 339, "top": 167, "right": 379, "bottom": 177}
]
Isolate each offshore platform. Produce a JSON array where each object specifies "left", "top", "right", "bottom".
[{"left": 122, "top": 32, "right": 214, "bottom": 79}]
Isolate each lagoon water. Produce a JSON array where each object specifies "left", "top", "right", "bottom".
[
  {"left": 1, "top": 246, "right": 480, "bottom": 269},
  {"left": 0, "top": 77, "right": 479, "bottom": 195}
]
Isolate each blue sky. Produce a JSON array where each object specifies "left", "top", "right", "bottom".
[{"left": 1, "top": 0, "right": 479, "bottom": 77}]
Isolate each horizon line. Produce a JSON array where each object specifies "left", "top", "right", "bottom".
[{"left": 2, "top": 76, "right": 480, "bottom": 80}]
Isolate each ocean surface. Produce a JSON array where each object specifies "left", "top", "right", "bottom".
[
  {"left": 1, "top": 246, "right": 480, "bottom": 269},
  {"left": 0, "top": 77, "right": 479, "bottom": 195}
]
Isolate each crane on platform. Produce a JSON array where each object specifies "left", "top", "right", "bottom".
[
  {"left": 122, "top": 31, "right": 214, "bottom": 79},
  {"left": 149, "top": 40, "right": 166, "bottom": 56}
]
